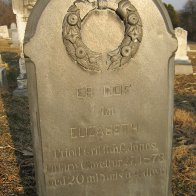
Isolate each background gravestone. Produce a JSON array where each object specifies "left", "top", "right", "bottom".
[
  {"left": 175, "top": 27, "right": 193, "bottom": 75},
  {"left": 9, "top": 22, "right": 20, "bottom": 47},
  {"left": 12, "top": 0, "right": 37, "bottom": 96},
  {"left": 24, "top": 0, "right": 177, "bottom": 196},
  {"left": 0, "top": 55, "right": 8, "bottom": 89}
]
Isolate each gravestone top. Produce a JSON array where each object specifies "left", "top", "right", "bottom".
[
  {"left": 10, "top": 23, "right": 17, "bottom": 30},
  {"left": 0, "top": 25, "right": 9, "bottom": 39},
  {"left": 24, "top": 0, "right": 177, "bottom": 196},
  {"left": 175, "top": 27, "right": 190, "bottom": 63}
]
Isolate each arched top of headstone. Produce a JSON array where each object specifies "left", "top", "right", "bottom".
[
  {"left": 24, "top": 0, "right": 176, "bottom": 45},
  {"left": 175, "top": 27, "right": 187, "bottom": 38}
]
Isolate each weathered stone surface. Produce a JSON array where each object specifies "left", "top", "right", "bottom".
[{"left": 24, "top": 0, "right": 177, "bottom": 196}]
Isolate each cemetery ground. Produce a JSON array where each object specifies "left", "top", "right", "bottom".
[{"left": 0, "top": 51, "right": 195, "bottom": 196}]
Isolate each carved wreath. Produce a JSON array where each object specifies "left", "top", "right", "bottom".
[{"left": 62, "top": 0, "right": 143, "bottom": 72}]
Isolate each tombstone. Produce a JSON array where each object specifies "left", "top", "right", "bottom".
[
  {"left": 0, "top": 55, "right": 8, "bottom": 89},
  {"left": 12, "top": 0, "right": 37, "bottom": 95},
  {"left": 11, "top": 22, "right": 17, "bottom": 30},
  {"left": 0, "top": 25, "right": 9, "bottom": 39},
  {"left": 9, "top": 23, "right": 20, "bottom": 47},
  {"left": 0, "top": 67, "right": 7, "bottom": 90},
  {"left": 24, "top": 0, "right": 177, "bottom": 196},
  {"left": 175, "top": 27, "right": 193, "bottom": 75}
]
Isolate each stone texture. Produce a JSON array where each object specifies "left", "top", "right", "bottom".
[{"left": 24, "top": 0, "right": 177, "bottom": 196}]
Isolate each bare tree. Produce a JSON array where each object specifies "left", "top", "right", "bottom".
[
  {"left": 0, "top": 0, "right": 16, "bottom": 27},
  {"left": 180, "top": 0, "right": 196, "bottom": 41}
]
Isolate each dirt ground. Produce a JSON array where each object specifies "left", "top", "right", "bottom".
[{"left": 0, "top": 53, "right": 195, "bottom": 195}]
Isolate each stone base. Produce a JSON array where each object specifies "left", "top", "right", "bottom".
[
  {"left": 175, "top": 59, "right": 191, "bottom": 65},
  {"left": 175, "top": 64, "right": 193, "bottom": 75},
  {"left": 13, "top": 88, "right": 28, "bottom": 97}
]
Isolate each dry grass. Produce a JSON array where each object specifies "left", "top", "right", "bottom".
[
  {"left": 0, "top": 92, "right": 24, "bottom": 196},
  {"left": 174, "top": 109, "right": 196, "bottom": 130},
  {"left": 172, "top": 75, "right": 196, "bottom": 195},
  {"left": 172, "top": 145, "right": 196, "bottom": 196},
  {"left": 0, "top": 39, "right": 20, "bottom": 54}
]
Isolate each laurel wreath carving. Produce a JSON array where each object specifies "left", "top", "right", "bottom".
[{"left": 62, "top": 0, "right": 143, "bottom": 72}]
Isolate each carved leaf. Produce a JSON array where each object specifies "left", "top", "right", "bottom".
[
  {"left": 77, "top": 58, "right": 89, "bottom": 69},
  {"left": 66, "top": 42, "right": 76, "bottom": 60},
  {"left": 108, "top": 60, "right": 121, "bottom": 71},
  {"left": 121, "top": 56, "right": 131, "bottom": 65},
  {"left": 121, "top": 36, "right": 131, "bottom": 47},
  {"left": 66, "top": 24, "right": 71, "bottom": 34},
  {"left": 111, "top": 53, "right": 122, "bottom": 63},
  {"left": 108, "top": 49, "right": 120, "bottom": 57},
  {"left": 68, "top": 5, "right": 78, "bottom": 12}
]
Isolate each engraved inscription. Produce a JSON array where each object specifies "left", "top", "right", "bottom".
[
  {"left": 54, "top": 143, "right": 158, "bottom": 159},
  {"left": 70, "top": 123, "right": 138, "bottom": 139},
  {"left": 48, "top": 167, "right": 166, "bottom": 187},
  {"left": 46, "top": 153, "right": 165, "bottom": 173},
  {"left": 76, "top": 83, "right": 132, "bottom": 98},
  {"left": 101, "top": 107, "right": 115, "bottom": 116},
  {"left": 46, "top": 142, "right": 166, "bottom": 187},
  {"left": 77, "top": 87, "right": 93, "bottom": 98},
  {"left": 103, "top": 84, "right": 131, "bottom": 97}
]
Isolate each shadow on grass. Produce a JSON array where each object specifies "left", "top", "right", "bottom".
[
  {"left": 175, "top": 93, "right": 196, "bottom": 113},
  {"left": 1, "top": 91, "right": 37, "bottom": 196},
  {"left": 0, "top": 52, "right": 37, "bottom": 195}
]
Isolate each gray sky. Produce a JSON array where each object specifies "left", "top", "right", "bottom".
[{"left": 163, "top": 0, "right": 188, "bottom": 10}]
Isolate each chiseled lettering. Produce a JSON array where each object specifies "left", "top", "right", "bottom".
[
  {"left": 54, "top": 142, "right": 158, "bottom": 159},
  {"left": 70, "top": 123, "right": 138, "bottom": 139},
  {"left": 103, "top": 84, "right": 131, "bottom": 97},
  {"left": 47, "top": 167, "right": 166, "bottom": 187}
]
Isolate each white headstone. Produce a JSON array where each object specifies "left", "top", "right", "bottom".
[
  {"left": 0, "top": 25, "right": 9, "bottom": 39},
  {"left": 175, "top": 27, "right": 191, "bottom": 63},
  {"left": 9, "top": 23, "right": 19, "bottom": 46},
  {"left": 175, "top": 27, "right": 193, "bottom": 75},
  {"left": 11, "top": 22, "right": 17, "bottom": 30}
]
